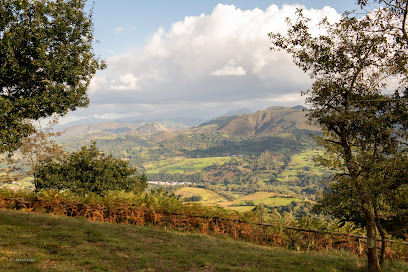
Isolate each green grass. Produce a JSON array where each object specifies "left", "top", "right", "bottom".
[
  {"left": 233, "top": 192, "right": 278, "bottom": 201},
  {"left": 234, "top": 197, "right": 304, "bottom": 207},
  {"left": 229, "top": 205, "right": 256, "bottom": 212},
  {"left": 174, "top": 189, "right": 309, "bottom": 210},
  {"left": 144, "top": 156, "right": 233, "bottom": 174},
  {"left": 1, "top": 210, "right": 407, "bottom": 272},
  {"left": 1, "top": 177, "right": 34, "bottom": 190},
  {"left": 175, "top": 187, "right": 229, "bottom": 205},
  {"left": 230, "top": 192, "right": 305, "bottom": 208},
  {"left": 277, "top": 150, "right": 328, "bottom": 182}
]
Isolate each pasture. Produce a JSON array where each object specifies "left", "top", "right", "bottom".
[
  {"left": 144, "top": 156, "right": 233, "bottom": 174},
  {"left": 277, "top": 149, "right": 328, "bottom": 182}
]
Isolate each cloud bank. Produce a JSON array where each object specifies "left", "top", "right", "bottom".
[{"left": 73, "top": 4, "right": 342, "bottom": 123}]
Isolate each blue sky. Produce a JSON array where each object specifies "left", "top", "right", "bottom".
[
  {"left": 90, "top": 1, "right": 359, "bottom": 57},
  {"left": 61, "top": 0, "right": 370, "bottom": 125}
]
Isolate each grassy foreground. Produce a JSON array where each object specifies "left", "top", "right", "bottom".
[{"left": 0, "top": 210, "right": 407, "bottom": 272}]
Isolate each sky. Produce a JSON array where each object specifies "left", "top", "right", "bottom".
[{"left": 60, "top": 0, "right": 369, "bottom": 125}]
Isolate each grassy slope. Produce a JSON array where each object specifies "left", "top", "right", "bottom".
[
  {"left": 175, "top": 187, "right": 229, "bottom": 206},
  {"left": 1, "top": 210, "right": 406, "bottom": 272},
  {"left": 175, "top": 188, "right": 308, "bottom": 213},
  {"left": 277, "top": 150, "right": 327, "bottom": 182},
  {"left": 234, "top": 197, "right": 304, "bottom": 207},
  {"left": 175, "top": 189, "right": 307, "bottom": 211},
  {"left": 144, "top": 156, "right": 233, "bottom": 174}
]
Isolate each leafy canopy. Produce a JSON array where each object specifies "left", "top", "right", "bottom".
[
  {"left": 269, "top": 8, "right": 408, "bottom": 272},
  {"left": 35, "top": 142, "right": 147, "bottom": 195},
  {"left": 0, "top": 0, "right": 105, "bottom": 153}
]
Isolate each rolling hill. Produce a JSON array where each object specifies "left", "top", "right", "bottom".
[
  {"left": 58, "top": 106, "right": 318, "bottom": 140},
  {"left": 200, "top": 106, "right": 319, "bottom": 137},
  {"left": 43, "top": 106, "right": 325, "bottom": 209},
  {"left": 136, "top": 122, "right": 168, "bottom": 135}
]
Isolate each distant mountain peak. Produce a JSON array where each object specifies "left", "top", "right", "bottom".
[
  {"left": 222, "top": 108, "right": 252, "bottom": 116},
  {"left": 291, "top": 105, "right": 307, "bottom": 110},
  {"left": 136, "top": 122, "right": 168, "bottom": 135},
  {"left": 199, "top": 106, "right": 318, "bottom": 137}
]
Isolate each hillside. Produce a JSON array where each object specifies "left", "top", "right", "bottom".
[
  {"left": 42, "top": 107, "right": 324, "bottom": 210},
  {"left": 14, "top": 106, "right": 326, "bottom": 216},
  {"left": 200, "top": 106, "right": 319, "bottom": 137},
  {"left": 59, "top": 122, "right": 142, "bottom": 137},
  {"left": 59, "top": 106, "right": 318, "bottom": 140},
  {"left": 3, "top": 210, "right": 407, "bottom": 272},
  {"left": 136, "top": 122, "right": 168, "bottom": 135}
]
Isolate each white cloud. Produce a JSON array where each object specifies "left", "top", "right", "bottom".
[
  {"left": 114, "top": 27, "right": 124, "bottom": 34},
  {"left": 145, "top": 28, "right": 169, "bottom": 57},
  {"left": 210, "top": 65, "right": 247, "bottom": 76},
  {"left": 83, "top": 4, "right": 341, "bottom": 122},
  {"left": 110, "top": 72, "right": 139, "bottom": 90},
  {"left": 92, "top": 113, "right": 134, "bottom": 120},
  {"left": 55, "top": 115, "right": 88, "bottom": 125},
  {"left": 89, "top": 76, "right": 107, "bottom": 93}
]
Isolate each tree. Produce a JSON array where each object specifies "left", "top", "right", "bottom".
[
  {"left": 269, "top": 9, "right": 408, "bottom": 272},
  {"left": 357, "top": 0, "right": 408, "bottom": 41},
  {"left": 0, "top": 0, "right": 105, "bottom": 153},
  {"left": 0, "top": 116, "right": 65, "bottom": 185},
  {"left": 35, "top": 142, "right": 147, "bottom": 195},
  {"left": 20, "top": 117, "right": 66, "bottom": 175}
]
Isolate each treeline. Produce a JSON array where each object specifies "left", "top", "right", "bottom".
[
  {"left": 187, "top": 135, "right": 308, "bottom": 157},
  {"left": 147, "top": 172, "right": 204, "bottom": 184},
  {"left": 159, "top": 132, "right": 237, "bottom": 152},
  {"left": 61, "top": 129, "right": 318, "bottom": 167},
  {"left": 145, "top": 149, "right": 330, "bottom": 199}
]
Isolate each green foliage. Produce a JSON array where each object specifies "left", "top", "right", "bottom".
[
  {"left": 161, "top": 131, "right": 234, "bottom": 152},
  {"left": 0, "top": 0, "right": 105, "bottom": 153},
  {"left": 145, "top": 156, "right": 233, "bottom": 174},
  {"left": 270, "top": 7, "right": 408, "bottom": 271},
  {"left": 35, "top": 143, "right": 147, "bottom": 195},
  {"left": 183, "top": 194, "right": 203, "bottom": 202},
  {"left": 55, "top": 115, "right": 323, "bottom": 197},
  {"left": 187, "top": 134, "right": 309, "bottom": 157},
  {"left": 358, "top": 1, "right": 408, "bottom": 41}
]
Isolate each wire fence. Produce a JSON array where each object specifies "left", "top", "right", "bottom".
[{"left": 0, "top": 194, "right": 407, "bottom": 261}]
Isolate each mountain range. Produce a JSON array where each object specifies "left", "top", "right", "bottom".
[{"left": 58, "top": 105, "right": 315, "bottom": 140}]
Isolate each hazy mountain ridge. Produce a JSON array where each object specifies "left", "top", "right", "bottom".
[
  {"left": 136, "top": 122, "right": 168, "bottom": 135},
  {"left": 44, "top": 106, "right": 327, "bottom": 210},
  {"left": 59, "top": 122, "right": 143, "bottom": 138},
  {"left": 200, "top": 106, "right": 317, "bottom": 137},
  {"left": 59, "top": 106, "right": 315, "bottom": 140}
]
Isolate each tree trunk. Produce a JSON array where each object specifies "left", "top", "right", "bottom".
[
  {"left": 362, "top": 202, "right": 381, "bottom": 272},
  {"left": 374, "top": 204, "right": 386, "bottom": 265}
]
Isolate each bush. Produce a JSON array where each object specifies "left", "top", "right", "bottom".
[
  {"left": 183, "top": 195, "right": 203, "bottom": 202},
  {"left": 34, "top": 142, "right": 146, "bottom": 195}
]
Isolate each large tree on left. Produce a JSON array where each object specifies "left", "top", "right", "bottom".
[{"left": 0, "top": 0, "right": 105, "bottom": 153}]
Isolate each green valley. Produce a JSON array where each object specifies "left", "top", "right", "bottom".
[
  {"left": 35, "top": 106, "right": 329, "bottom": 218},
  {"left": 1, "top": 106, "right": 330, "bottom": 217}
]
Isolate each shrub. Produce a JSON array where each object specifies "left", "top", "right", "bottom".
[
  {"left": 34, "top": 142, "right": 146, "bottom": 195},
  {"left": 183, "top": 195, "right": 203, "bottom": 202}
]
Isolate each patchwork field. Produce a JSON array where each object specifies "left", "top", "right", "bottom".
[
  {"left": 277, "top": 150, "right": 328, "bottom": 182},
  {"left": 231, "top": 192, "right": 305, "bottom": 208},
  {"left": 175, "top": 188, "right": 307, "bottom": 212},
  {"left": 144, "top": 156, "right": 233, "bottom": 174},
  {"left": 234, "top": 196, "right": 304, "bottom": 207},
  {"left": 233, "top": 192, "right": 279, "bottom": 201},
  {"left": 174, "top": 187, "right": 230, "bottom": 205}
]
